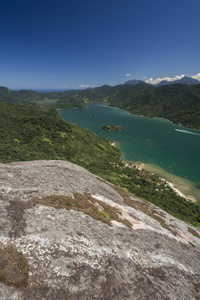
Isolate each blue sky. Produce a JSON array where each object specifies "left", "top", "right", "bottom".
[{"left": 1, "top": 0, "right": 200, "bottom": 89}]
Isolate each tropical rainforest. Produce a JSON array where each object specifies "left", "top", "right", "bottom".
[
  {"left": 1, "top": 82, "right": 200, "bottom": 128},
  {"left": 0, "top": 99, "right": 200, "bottom": 227}
]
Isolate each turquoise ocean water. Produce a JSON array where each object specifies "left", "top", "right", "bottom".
[{"left": 58, "top": 103, "right": 200, "bottom": 189}]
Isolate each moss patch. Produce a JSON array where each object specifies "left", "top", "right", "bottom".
[
  {"left": 99, "top": 211, "right": 109, "bottom": 219},
  {"left": 32, "top": 193, "right": 132, "bottom": 228},
  {"left": 0, "top": 246, "right": 29, "bottom": 289},
  {"left": 188, "top": 227, "right": 200, "bottom": 238}
]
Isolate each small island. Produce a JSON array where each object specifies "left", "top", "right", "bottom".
[{"left": 102, "top": 125, "right": 123, "bottom": 131}]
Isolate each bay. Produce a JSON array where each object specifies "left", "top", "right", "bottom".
[{"left": 58, "top": 103, "right": 200, "bottom": 200}]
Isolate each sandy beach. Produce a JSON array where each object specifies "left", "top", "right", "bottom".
[{"left": 134, "top": 162, "right": 198, "bottom": 203}]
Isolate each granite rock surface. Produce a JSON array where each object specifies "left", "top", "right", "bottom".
[{"left": 0, "top": 160, "right": 200, "bottom": 300}]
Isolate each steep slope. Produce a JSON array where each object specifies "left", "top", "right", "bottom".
[
  {"left": 0, "top": 100, "right": 121, "bottom": 171},
  {"left": 108, "top": 83, "right": 200, "bottom": 128},
  {"left": 0, "top": 160, "right": 200, "bottom": 300},
  {"left": 1, "top": 100, "right": 200, "bottom": 227}
]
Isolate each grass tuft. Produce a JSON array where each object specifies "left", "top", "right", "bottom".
[
  {"left": 32, "top": 193, "right": 132, "bottom": 228},
  {"left": 0, "top": 246, "right": 29, "bottom": 289}
]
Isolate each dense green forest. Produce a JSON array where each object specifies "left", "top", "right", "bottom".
[
  {"left": 0, "top": 85, "right": 113, "bottom": 108},
  {"left": 0, "top": 100, "right": 200, "bottom": 227},
  {"left": 108, "top": 83, "right": 200, "bottom": 129},
  {"left": 0, "top": 100, "right": 120, "bottom": 169},
  {"left": 1, "top": 82, "right": 200, "bottom": 128}
]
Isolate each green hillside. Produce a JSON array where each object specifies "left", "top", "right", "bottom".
[
  {"left": 0, "top": 100, "right": 120, "bottom": 171},
  {"left": 1, "top": 83, "right": 200, "bottom": 128},
  {"left": 0, "top": 85, "right": 111, "bottom": 108},
  {"left": 0, "top": 100, "right": 200, "bottom": 227},
  {"left": 108, "top": 83, "right": 200, "bottom": 129},
  {"left": 0, "top": 87, "right": 44, "bottom": 103}
]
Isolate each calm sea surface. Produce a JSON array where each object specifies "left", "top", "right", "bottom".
[{"left": 59, "top": 103, "right": 200, "bottom": 187}]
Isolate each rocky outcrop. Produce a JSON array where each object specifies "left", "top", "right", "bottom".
[{"left": 0, "top": 160, "right": 200, "bottom": 300}]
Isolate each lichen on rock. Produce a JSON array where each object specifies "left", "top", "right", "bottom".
[{"left": 0, "top": 160, "right": 200, "bottom": 299}]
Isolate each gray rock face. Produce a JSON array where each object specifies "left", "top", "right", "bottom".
[{"left": 0, "top": 160, "right": 200, "bottom": 300}]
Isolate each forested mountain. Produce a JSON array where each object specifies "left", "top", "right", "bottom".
[
  {"left": 0, "top": 100, "right": 120, "bottom": 171},
  {"left": 0, "top": 87, "right": 41, "bottom": 103},
  {"left": 156, "top": 76, "right": 200, "bottom": 86},
  {"left": 0, "top": 100, "right": 200, "bottom": 226},
  {"left": 1, "top": 81, "right": 200, "bottom": 128},
  {"left": 123, "top": 79, "right": 143, "bottom": 85},
  {"left": 108, "top": 83, "right": 200, "bottom": 128},
  {"left": 0, "top": 85, "right": 115, "bottom": 109},
  {"left": 123, "top": 76, "right": 200, "bottom": 86}
]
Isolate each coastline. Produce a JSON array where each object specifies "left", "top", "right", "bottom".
[
  {"left": 59, "top": 104, "right": 200, "bottom": 204},
  {"left": 134, "top": 162, "right": 199, "bottom": 203},
  {"left": 124, "top": 108, "right": 200, "bottom": 130}
]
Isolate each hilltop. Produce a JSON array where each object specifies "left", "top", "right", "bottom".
[
  {"left": 156, "top": 76, "right": 200, "bottom": 86},
  {"left": 123, "top": 75, "right": 200, "bottom": 86},
  {"left": 0, "top": 160, "right": 200, "bottom": 299}
]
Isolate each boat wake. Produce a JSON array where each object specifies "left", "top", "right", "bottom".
[{"left": 175, "top": 129, "right": 200, "bottom": 136}]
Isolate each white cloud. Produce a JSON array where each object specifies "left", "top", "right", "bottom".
[
  {"left": 145, "top": 74, "right": 185, "bottom": 85},
  {"left": 191, "top": 73, "right": 200, "bottom": 81},
  {"left": 79, "top": 84, "right": 91, "bottom": 88},
  {"left": 126, "top": 74, "right": 132, "bottom": 77},
  {"left": 145, "top": 77, "right": 159, "bottom": 85}
]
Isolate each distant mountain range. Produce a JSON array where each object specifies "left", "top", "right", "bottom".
[
  {"left": 124, "top": 76, "right": 200, "bottom": 86},
  {"left": 156, "top": 76, "right": 200, "bottom": 86},
  {"left": 1, "top": 75, "right": 200, "bottom": 129},
  {"left": 123, "top": 79, "right": 143, "bottom": 85}
]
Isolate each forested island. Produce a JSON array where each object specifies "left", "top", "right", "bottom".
[
  {"left": 0, "top": 99, "right": 200, "bottom": 227},
  {"left": 102, "top": 125, "right": 123, "bottom": 131}
]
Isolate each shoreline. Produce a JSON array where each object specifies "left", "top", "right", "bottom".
[
  {"left": 125, "top": 109, "right": 200, "bottom": 130},
  {"left": 133, "top": 162, "right": 199, "bottom": 203},
  {"left": 59, "top": 104, "right": 200, "bottom": 203}
]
